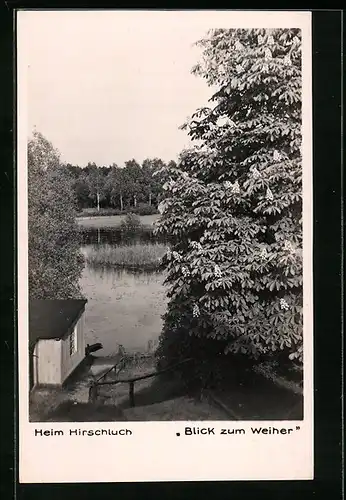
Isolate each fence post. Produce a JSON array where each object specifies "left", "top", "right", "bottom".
[
  {"left": 129, "top": 381, "right": 135, "bottom": 407},
  {"left": 88, "top": 384, "right": 93, "bottom": 403},
  {"left": 89, "top": 383, "right": 98, "bottom": 403}
]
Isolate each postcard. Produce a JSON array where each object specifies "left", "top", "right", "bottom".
[{"left": 18, "top": 9, "right": 313, "bottom": 483}]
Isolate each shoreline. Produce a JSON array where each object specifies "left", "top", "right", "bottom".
[{"left": 76, "top": 213, "right": 160, "bottom": 229}]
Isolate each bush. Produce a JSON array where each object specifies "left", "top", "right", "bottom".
[
  {"left": 131, "top": 203, "right": 159, "bottom": 216},
  {"left": 155, "top": 324, "right": 260, "bottom": 392},
  {"left": 77, "top": 207, "right": 123, "bottom": 217},
  {"left": 120, "top": 212, "right": 142, "bottom": 233}
]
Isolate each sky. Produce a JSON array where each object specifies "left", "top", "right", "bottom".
[{"left": 20, "top": 11, "right": 215, "bottom": 167}]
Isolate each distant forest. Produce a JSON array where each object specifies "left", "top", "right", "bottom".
[{"left": 65, "top": 158, "right": 176, "bottom": 213}]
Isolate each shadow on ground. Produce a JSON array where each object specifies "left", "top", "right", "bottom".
[
  {"left": 210, "top": 371, "right": 303, "bottom": 420},
  {"left": 30, "top": 355, "right": 303, "bottom": 422},
  {"left": 45, "top": 401, "right": 127, "bottom": 422}
]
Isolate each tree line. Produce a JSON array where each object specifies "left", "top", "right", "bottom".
[
  {"left": 27, "top": 133, "right": 175, "bottom": 297},
  {"left": 65, "top": 159, "right": 176, "bottom": 213}
]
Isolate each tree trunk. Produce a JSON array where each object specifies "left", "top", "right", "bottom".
[
  {"left": 149, "top": 192, "right": 152, "bottom": 206},
  {"left": 134, "top": 195, "right": 137, "bottom": 208},
  {"left": 96, "top": 192, "right": 100, "bottom": 211},
  {"left": 120, "top": 194, "right": 123, "bottom": 212}
]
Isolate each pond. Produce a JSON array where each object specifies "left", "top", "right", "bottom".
[
  {"left": 79, "top": 226, "right": 162, "bottom": 246},
  {"left": 80, "top": 227, "right": 168, "bottom": 357}
]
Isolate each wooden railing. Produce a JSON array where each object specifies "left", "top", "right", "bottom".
[
  {"left": 94, "top": 356, "right": 126, "bottom": 384},
  {"left": 88, "top": 355, "right": 127, "bottom": 402},
  {"left": 88, "top": 357, "right": 193, "bottom": 407},
  {"left": 87, "top": 356, "right": 302, "bottom": 419}
]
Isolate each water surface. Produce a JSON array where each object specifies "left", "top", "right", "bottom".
[{"left": 80, "top": 228, "right": 167, "bottom": 356}]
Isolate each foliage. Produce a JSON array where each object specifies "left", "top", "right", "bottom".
[
  {"left": 131, "top": 203, "right": 159, "bottom": 216},
  {"left": 120, "top": 213, "right": 143, "bottom": 233},
  {"left": 155, "top": 28, "right": 303, "bottom": 373},
  {"left": 28, "top": 131, "right": 84, "bottom": 299},
  {"left": 65, "top": 158, "right": 176, "bottom": 212},
  {"left": 84, "top": 162, "right": 108, "bottom": 210},
  {"left": 76, "top": 207, "right": 125, "bottom": 217}
]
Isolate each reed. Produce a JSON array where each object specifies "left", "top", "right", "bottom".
[{"left": 84, "top": 243, "right": 168, "bottom": 270}]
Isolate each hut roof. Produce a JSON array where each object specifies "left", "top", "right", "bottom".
[{"left": 29, "top": 299, "right": 87, "bottom": 351}]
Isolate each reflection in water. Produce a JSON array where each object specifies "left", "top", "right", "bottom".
[{"left": 80, "top": 250, "right": 167, "bottom": 357}]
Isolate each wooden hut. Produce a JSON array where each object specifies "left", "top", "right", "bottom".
[{"left": 29, "top": 299, "right": 88, "bottom": 389}]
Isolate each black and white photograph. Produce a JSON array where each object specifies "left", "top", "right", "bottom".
[{"left": 18, "top": 10, "right": 313, "bottom": 483}]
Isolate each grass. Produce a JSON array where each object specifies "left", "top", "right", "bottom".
[
  {"left": 84, "top": 242, "right": 168, "bottom": 270},
  {"left": 77, "top": 214, "right": 159, "bottom": 229},
  {"left": 29, "top": 387, "right": 65, "bottom": 422},
  {"left": 208, "top": 368, "right": 303, "bottom": 420},
  {"left": 93, "top": 355, "right": 229, "bottom": 421},
  {"left": 123, "top": 396, "right": 229, "bottom": 421},
  {"left": 30, "top": 353, "right": 302, "bottom": 422},
  {"left": 253, "top": 362, "right": 303, "bottom": 395},
  {"left": 30, "top": 354, "right": 226, "bottom": 422}
]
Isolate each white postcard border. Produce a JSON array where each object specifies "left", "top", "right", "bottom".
[{"left": 18, "top": 10, "right": 313, "bottom": 483}]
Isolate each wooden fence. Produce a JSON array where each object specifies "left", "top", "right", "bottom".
[{"left": 88, "top": 357, "right": 193, "bottom": 407}]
